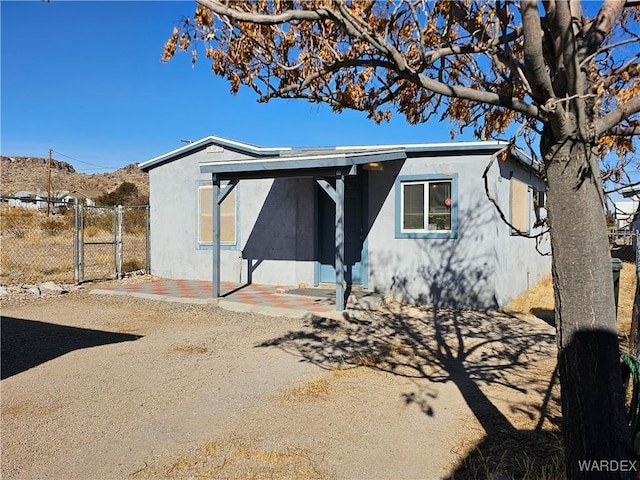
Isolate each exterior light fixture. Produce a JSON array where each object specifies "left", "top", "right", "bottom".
[{"left": 364, "top": 162, "right": 384, "bottom": 171}]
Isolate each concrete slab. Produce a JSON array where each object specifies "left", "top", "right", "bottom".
[{"left": 88, "top": 280, "right": 387, "bottom": 320}]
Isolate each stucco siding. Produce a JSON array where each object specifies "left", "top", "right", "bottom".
[
  {"left": 147, "top": 140, "right": 550, "bottom": 308},
  {"left": 148, "top": 147, "right": 315, "bottom": 285},
  {"left": 239, "top": 177, "right": 315, "bottom": 285},
  {"left": 366, "top": 154, "right": 499, "bottom": 308},
  {"left": 490, "top": 159, "right": 551, "bottom": 306},
  {"left": 366, "top": 153, "right": 550, "bottom": 308},
  {"left": 148, "top": 151, "right": 209, "bottom": 281}
]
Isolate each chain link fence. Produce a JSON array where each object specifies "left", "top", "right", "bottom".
[
  {"left": 79, "top": 205, "right": 119, "bottom": 282},
  {"left": 609, "top": 230, "right": 638, "bottom": 263},
  {"left": 1, "top": 203, "right": 149, "bottom": 285}
]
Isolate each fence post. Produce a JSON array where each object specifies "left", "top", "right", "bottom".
[
  {"left": 73, "top": 199, "right": 79, "bottom": 283},
  {"left": 145, "top": 205, "right": 151, "bottom": 275},
  {"left": 79, "top": 204, "right": 85, "bottom": 282},
  {"left": 116, "top": 205, "right": 124, "bottom": 279}
]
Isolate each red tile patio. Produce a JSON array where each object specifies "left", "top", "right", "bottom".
[{"left": 97, "top": 279, "right": 337, "bottom": 313}]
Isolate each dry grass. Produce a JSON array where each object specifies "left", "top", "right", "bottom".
[
  {"left": 132, "top": 257, "right": 635, "bottom": 480},
  {"left": 454, "top": 430, "right": 565, "bottom": 480},
  {"left": 330, "top": 364, "right": 369, "bottom": 378},
  {"left": 505, "top": 262, "right": 637, "bottom": 341},
  {"left": 281, "top": 377, "right": 331, "bottom": 402},
  {"left": 2, "top": 401, "right": 60, "bottom": 417},
  {"left": 1, "top": 206, "right": 147, "bottom": 284},
  {"left": 143, "top": 435, "right": 329, "bottom": 479},
  {"left": 477, "top": 260, "right": 638, "bottom": 480},
  {"left": 505, "top": 274, "right": 555, "bottom": 320},
  {"left": 1, "top": 232, "right": 77, "bottom": 284},
  {"left": 616, "top": 261, "right": 637, "bottom": 339},
  {"left": 169, "top": 343, "right": 209, "bottom": 354}
]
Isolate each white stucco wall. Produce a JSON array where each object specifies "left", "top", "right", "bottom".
[
  {"left": 365, "top": 153, "right": 551, "bottom": 308},
  {"left": 147, "top": 145, "right": 550, "bottom": 308},
  {"left": 236, "top": 176, "right": 316, "bottom": 286},
  {"left": 148, "top": 147, "right": 315, "bottom": 286},
  {"left": 491, "top": 159, "right": 551, "bottom": 306}
]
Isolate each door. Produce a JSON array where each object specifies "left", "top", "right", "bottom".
[{"left": 318, "top": 175, "right": 364, "bottom": 284}]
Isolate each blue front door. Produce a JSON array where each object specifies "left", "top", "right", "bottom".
[{"left": 318, "top": 175, "right": 364, "bottom": 284}]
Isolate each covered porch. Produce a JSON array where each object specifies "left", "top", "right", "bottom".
[{"left": 200, "top": 148, "right": 406, "bottom": 311}]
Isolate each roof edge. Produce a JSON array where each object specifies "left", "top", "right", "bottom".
[
  {"left": 139, "top": 135, "right": 292, "bottom": 172},
  {"left": 334, "top": 140, "right": 508, "bottom": 153},
  {"left": 140, "top": 136, "right": 542, "bottom": 174}
]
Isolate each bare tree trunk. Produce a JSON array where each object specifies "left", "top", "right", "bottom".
[{"left": 544, "top": 138, "right": 633, "bottom": 478}]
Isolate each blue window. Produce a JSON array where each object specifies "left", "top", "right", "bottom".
[{"left": 395, "top": 174, "right": 458, "bottom": 239}]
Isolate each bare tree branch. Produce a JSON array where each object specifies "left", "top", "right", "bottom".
[
  {"left": 521, "top": 1, "right": 569, "bottom": 135},
  {"left": 581, "top": 0, "right": 628, "bottom": 57},
  {"left": 608, "top": 123, "right": 640, "bottom": 136},
  {"left": 197, "top": 0, "right": 324, "bottom": 24},
  {"left": 595, "top": 96, "right": 640, "bottom": 136}
]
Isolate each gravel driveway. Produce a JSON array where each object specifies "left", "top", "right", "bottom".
[{"left": 1, "top": 286, "right": 557, "bottom": 479}]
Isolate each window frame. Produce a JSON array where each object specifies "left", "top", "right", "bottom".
[
  {"left": 394, "top": 174, "right": 458, "bottom": 239},
  {"left": 509, "top": 177, "right": 533, "bottom": 236},
  {"left": 196, "top": 181, "right": 239, "bottom": 250}
]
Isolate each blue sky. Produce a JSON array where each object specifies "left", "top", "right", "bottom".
[
  {"left": 1, "top": 0, "right": 475, "bottom": 174},
  {"left": 1, "top": 0, "right": 636, "bottom": 203}
]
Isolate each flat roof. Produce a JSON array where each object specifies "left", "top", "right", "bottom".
[{"left": 140, "top": 134, "right": 540, "bottom": 174}]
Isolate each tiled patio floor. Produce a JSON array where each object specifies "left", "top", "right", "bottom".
[{"left": 94, "top": 279, "right": 338, "bottom": 313}]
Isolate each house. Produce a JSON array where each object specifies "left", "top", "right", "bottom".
[
  {"left": 5, "top": 191, "right": 47, "bottom": 210},
  {"left": 614, "top": 200, "right": 639, "bottom": 229},
  {"left": 2, "top": 190, "right": 95, "bottom": 213},
  {"left": 62, "top": 190, "right": 96, "bottom": 207},
  {"left": 621, "top": 184, "right": 640, "bottom": 247},
  {"left": 139, "top": 135, "right": 551, "bottom": 310}
]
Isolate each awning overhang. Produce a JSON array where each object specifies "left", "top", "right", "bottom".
[{"left": 199, "top": 149, "right": 407, "bottom": 180}]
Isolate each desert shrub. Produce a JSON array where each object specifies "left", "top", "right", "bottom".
[
  {"left": 123, "top": 259, "right": 145, "bottom": 272},
  {"left": 97, "top": 182, "right": 139, "bottom": 206},
  {"left": 124, "top": 208, "right": 148, "bottom": 234},
  {"left": 85, "top": 209, "right": 115, "bottom": 232},
  {"left": 41, "top": 218, "right": 69, "bottom": 236},
  {"left": 1, "top": 206, "right": 38, "bottom": 237}
]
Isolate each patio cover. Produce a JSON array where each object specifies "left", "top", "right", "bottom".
[{"left": 200, "top": 148, "right": 407, "bottom": 311}]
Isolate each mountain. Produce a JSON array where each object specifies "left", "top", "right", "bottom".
[{"left": 0, "top": 156, "right": 149, "bottom": 201}]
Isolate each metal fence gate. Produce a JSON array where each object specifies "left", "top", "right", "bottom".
[{"left": 75, "top": 204, "right": 150, "bottom": 283}]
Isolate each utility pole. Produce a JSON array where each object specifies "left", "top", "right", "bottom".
[{"left": 46, "top": 148, "right": 52, "bottom": 216}]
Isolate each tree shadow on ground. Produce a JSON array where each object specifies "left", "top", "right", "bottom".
[
  {"left": 258, "top": 302, "right": 561, "bottom": 478},
  {"left": 1, "top": 316, "right": 142, "bottom": 380}
]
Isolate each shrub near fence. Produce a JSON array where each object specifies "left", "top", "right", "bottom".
[
  {"left": 1, "top": 205, "right": 75, "bottom": 284},
  {"left": 1, "top": 204, "right": 149, "bottom": 285},
  {"left": 77, "top": 205, "right": 150, "bottom": 281},
  {"left": 122, "top": 206, "right": 149, "bottom": 273}
]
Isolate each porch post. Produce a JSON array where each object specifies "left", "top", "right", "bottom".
[
  {"left": 335, "top": 171, "right": 345, "bottom": 311},
  {"left": 212, "top": 174, "right": 221, "bottom": 298}
]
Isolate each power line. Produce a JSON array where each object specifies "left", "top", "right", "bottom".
[{"left": 52, "top": 150, "right": 130, "bottom": 170}]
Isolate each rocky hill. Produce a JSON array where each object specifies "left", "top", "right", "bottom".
[{"left": 0, "top": 156, "right": 149, "bottom": 201}]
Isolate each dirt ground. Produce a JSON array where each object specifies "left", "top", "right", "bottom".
[{"left": 1, "top": 286, "right": 560, "bottom": 479}]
